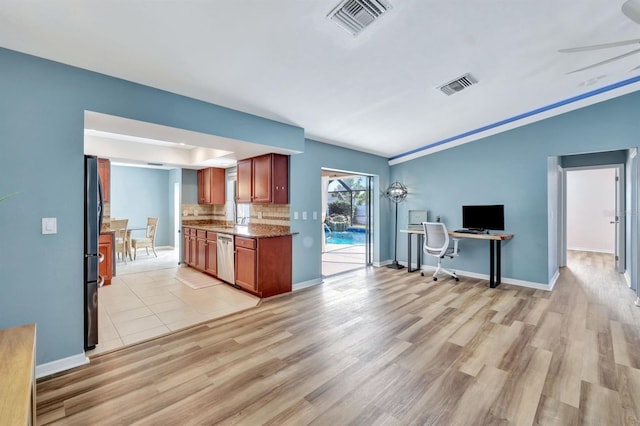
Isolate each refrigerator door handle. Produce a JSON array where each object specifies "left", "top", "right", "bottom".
[
  {"left": 98, "top": 175, "right": 104, "bottom": 233},
  {"left": 97, "top": 275, "right": 105, "bottom": 287},
  {"left": 98, "top": 252, "right": 104, "bottom": 264}
]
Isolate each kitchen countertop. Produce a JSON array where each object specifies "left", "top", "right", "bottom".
[{"left": 183, "top": 222, "right": 296, "bottom": 238}]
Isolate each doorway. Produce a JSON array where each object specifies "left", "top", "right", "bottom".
[
  {"left": 563, "top": 165, "right": 624, "bottom": 273},
  {"left": 321, "top": 169, "right": 373, "bottom": 276}
]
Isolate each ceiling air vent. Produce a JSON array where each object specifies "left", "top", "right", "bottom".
[
  {"left": 438, "top": 73, "right": 478, "bottom": 96},
  {"left": 328, "top": 0, "right": 392, "bottom": 36}
]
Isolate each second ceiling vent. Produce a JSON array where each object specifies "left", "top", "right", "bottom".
[
  {"left": 328, "top": 0, "right": 392, "bottom": 36},
  {"left": 438, "top": 73, "right": 478, "bottom": 96}
]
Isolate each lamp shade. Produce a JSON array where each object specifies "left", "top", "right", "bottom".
[{"left": 385, "top": 181, "right": 408, "bottom": 204}]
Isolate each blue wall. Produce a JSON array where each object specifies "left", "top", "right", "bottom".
[
  {"left": 290, "top": 139, "right": 390, "bottom": 284},
  {"left": 181, "top": 169, "right": 198, "bottom": 204},
  {"left": 1, "top": 43, "right": 638, "bottom": 368},
  {"left": 390, "top": 91, "right": 640, "bottom": 285},
  {"left": 110, "top": 166, "right": 172, "bottom": 246},
  {"left": 0, "top": 47, "right": 303, "bottom": 365}
]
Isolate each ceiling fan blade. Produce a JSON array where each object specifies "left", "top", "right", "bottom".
[
  {"left": 567, "top": 47, "right": 640, "bottom": 74},
  {"left": 559, "top": 39, "right": 640, "bottom": 53},
  {"left": 622, "top": 0, "right": 640, "bottom": 25}
]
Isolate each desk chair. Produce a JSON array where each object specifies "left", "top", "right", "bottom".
[
  {"left": 131, "top": 217, "right": 158, "bottom": 259},
  {"left": 421, "top": 222, "right": 460, "bottom": 281}
]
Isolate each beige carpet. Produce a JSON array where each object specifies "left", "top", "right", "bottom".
[{"left": 175, "top": 268, "right": 224, "bottom": 289}]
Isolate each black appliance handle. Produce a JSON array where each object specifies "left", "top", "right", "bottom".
[{"left": 97, "top": 175, "right": 104, "bottom": 233}]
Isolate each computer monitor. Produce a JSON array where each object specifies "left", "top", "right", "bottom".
[{"left": 462, "top": 205, "right": 504, "bottom": 231}]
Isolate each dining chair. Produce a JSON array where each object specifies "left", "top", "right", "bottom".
[
  {"left": 110, "top": 219, "right": 129, "bottom": 264},
  {"left": 131, "top": 217, "right": 159, "bottom": 259}
]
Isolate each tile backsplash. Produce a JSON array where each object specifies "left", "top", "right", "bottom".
[{"left": 181, "top": 203, "right": 290, "bottom": 227}]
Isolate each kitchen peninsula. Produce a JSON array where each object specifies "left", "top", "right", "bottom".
[{"left": 182, "top": 222, "right": 295, "bottom": 298}]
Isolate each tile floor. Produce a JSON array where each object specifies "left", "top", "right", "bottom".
[
  {"left": 88, "top": 247, "right": 260, "bottom": 356},
  {"left": 322, "top": 243, "right": 367, "bottom": 276}
]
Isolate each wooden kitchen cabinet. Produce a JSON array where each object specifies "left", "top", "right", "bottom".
[
  {"left": 236, "top": 153, "right": 288, "bottom": 204},
  {"left": 98, "top": 232, "right": 114, "bottom": 285},
  {"left": 183, "top": 227, "right": 196, "bottom": 266},
  {"left": 197, "top": 167, "right": 226, "bottom": 205},
  {"left": 195, "top": 229, "right": 207, "bottom": 271},
  {"left": 235, "top": 237, "right": 257, "bottom": 291},
  {"left": 205, "top": 231, "right": 217, "bottom": 276},
  {"left": 236, "top": 159, "right": 253, "bottom": 203},
  {"left": 0, "top": 323, "right": 36, "bottom": 426},
  {"left": 235, "top": 235, "right": 292, "bottom": 297},
  {"left": 98, "top": 158, "right": 111, "bottom": 203}
]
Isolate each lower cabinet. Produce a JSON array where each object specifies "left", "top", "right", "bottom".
[
  {"left": 205, "top": 232, "right": 217, "bottom": 276},
  {"left": 235, "top": 237, "right": 257, "bottom": 291},
  {"left": 183, "top": 226, "right": 292, "bottom": 298},
  {"left": 183, "top": 227, "right": 198, "bottom": 267},
  {"left": 98, "top": 232, "right": 114, "bottom": 285},
  {"left": 195, "top": 230, "right": 207, "bottom": 270},
  {"left": 235, "top": 235, "right": 292, "bottom": 298}
]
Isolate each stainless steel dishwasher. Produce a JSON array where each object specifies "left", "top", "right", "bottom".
[{"left": 216, "top": 233, "right": 235, "bottom": 284}]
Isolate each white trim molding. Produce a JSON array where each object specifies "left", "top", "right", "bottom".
[
  {"left": 420, "top": 266, "right": 554, "bottom": 291},
  {"left": 36, "top": 353, "right": 89, "bottom": 379},
  {"left": 293, "top": 278, "right": 322, "bottom": 291}
]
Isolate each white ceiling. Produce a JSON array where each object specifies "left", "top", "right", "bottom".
[{"left": 2, "top": 0, "right": 640, "bottom": 163}]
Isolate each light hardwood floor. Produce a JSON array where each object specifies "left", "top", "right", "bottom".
[{"left": 37, "top": 251, "right": 640, "bottom": 425}]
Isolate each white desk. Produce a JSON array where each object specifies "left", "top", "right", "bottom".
[{"left": 401, "top": 229, "right": 514, "bottom": 288}]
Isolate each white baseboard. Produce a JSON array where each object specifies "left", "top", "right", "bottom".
[
  {"left": 36, "top": 353, "right": 89, "bottom": 379},
  {"left": 418, "top": 266, "right": 553, "bottom": 291},
  {"left": 567, "top": 247, "right": 614, "bottom": 254},
  {"left": 548, "top": 269, "right": 560, "bottom": 291},
  {"left": 293, "top": 278, "right": 322, "bottom": 291}
]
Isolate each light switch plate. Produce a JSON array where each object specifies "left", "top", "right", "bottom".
[
  {"left": 313, "top": 211, "right": 318, "bottom": 220},
  {"left": 294, "top": 211, "right": 299, "bottom": 220},
  {"left": 302, "top": 211, "right": 308, "bottom": 220},
  {"left": 42, "top": 217, "right": 57, "bottom": 234}
]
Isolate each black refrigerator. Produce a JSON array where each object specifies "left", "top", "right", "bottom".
[{"left": 84, "top": 155, "right": 104, "bottom": 350}]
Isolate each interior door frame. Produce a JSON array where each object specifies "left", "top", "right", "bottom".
[{"left": 560, "top": 163, "right": 625, "bottom": 272}]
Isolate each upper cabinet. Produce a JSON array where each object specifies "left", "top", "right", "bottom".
[
  {"left": 98, "top": 158, "right": 110, "bottom": 203},
  {"left": 236, "top": 153, "right": 288, "bottom": 204},
  {"left": 197, "top": 167, "right": 226, "bottom": 205}
]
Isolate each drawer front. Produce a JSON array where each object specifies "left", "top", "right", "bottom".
[
  {"left": 183, "top": 227, "right": 194, "bottom": 236},
  {"left": 235, "top": 236, "right": 256, "bottom": 250},
  {"left": 206, "top": 231, "right": 217, "bottom": 241},
  {"left": 196, "top": 229, "right": 207, "bottom": 239}
]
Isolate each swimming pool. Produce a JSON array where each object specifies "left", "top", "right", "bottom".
[{"left": 325, "top": 228, "right": 367, "bottom": 245}]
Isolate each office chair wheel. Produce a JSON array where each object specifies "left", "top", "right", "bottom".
[
  {"left": 455, "top": 277, "right": 460, "bottom": 282},
  {"left": 433, "top": 277, "right": 438, "bottom": 282},
  {"left": 420, "top": 271, "right": 424, "bottom": 276}
]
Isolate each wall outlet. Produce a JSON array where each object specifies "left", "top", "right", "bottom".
[
  {"left": 294, "top": 211, "right": 299, "bottom": 220},
  {"left": 194, "top": 209, "right": 198, "bottom": 217},
  {"left": 313, "top": 211, "right": 318, "bottom": 220},
  {"left": 257, "top": 211, "right": 263, "bottom": 219}
]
